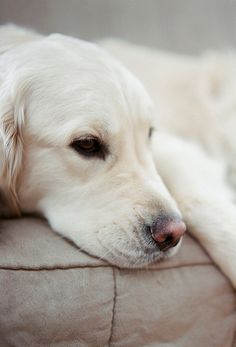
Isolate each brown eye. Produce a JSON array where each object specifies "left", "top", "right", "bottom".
[
  {"left": 70, "top": 136, "right": 107, "bottom": 159},
  {"left": 78, "top": 138, "right": 97, "bottom": 151}
]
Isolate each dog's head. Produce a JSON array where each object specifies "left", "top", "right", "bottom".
[{"left": 0, "top": 33, "right": 185, "bottom": 266}]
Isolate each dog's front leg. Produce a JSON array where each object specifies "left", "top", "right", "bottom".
[{"left": 152, "top": 133, "right": 236, "bottom": 288}]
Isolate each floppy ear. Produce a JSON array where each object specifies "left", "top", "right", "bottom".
[{"left": 0, "top": 87, "right": 25, "bottom": 216}]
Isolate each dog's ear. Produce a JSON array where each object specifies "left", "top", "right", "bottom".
[{"left": 0, "top": 86, "right": 24, "bottom": 216}]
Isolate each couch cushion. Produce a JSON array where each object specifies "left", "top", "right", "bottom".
[{"left": 0, "top": 218, "right": 235, "bottom": 347}]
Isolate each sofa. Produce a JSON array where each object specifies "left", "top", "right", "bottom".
[{"left": 0, "top": 217, "right": 235, "bottom": 347}]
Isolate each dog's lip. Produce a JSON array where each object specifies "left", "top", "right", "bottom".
[
  {"left": 94, "top": 228, "right": 182, "bottom": 268},
  {"left": 99, "top": 239, "right": 170, "bottom": 267}
]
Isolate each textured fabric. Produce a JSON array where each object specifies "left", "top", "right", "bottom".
[{"left": 0, "top": 217, "right": 235, "bottom": 347}]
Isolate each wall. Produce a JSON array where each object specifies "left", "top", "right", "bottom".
[{"left": 0, "top": 0, "right": 236, "bottom": 53}]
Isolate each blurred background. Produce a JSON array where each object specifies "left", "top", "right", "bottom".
[{"left": 1, "top": 0, "right": 236, "bottom": 54}]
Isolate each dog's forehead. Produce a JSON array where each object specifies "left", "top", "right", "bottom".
[{"left": 21, "top": 37, "right": 153, "bottom": 140}]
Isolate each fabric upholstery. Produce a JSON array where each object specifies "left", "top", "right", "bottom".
[{"left": 0, "top": 217, "right": 235, "bottom": 347}]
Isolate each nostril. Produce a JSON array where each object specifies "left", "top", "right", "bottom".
[
  {"left": 165, "top": 235, "right": 174, "bottom": 244},
  {"left": 150, "top": 216, "right": 186, "bottom": 252}
]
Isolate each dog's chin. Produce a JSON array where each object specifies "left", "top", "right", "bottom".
[{"left": 93, "top": 238, "right": 183, "bottom": 269}]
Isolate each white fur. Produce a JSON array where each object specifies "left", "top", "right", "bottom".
[
  {"left": 103, "top": 40, "right": 236, "bottom": 287},
  {"left": 0, "top": 26, "right": 236, "bottom": 287},
  {"left": 0, "top": 25, "right": 181, "bottom": 269}
]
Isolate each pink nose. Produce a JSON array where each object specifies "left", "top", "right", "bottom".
[{"left": 151, "top": 218, "right": 186, "bottom": 252}]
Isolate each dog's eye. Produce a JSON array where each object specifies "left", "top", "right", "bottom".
[
  {"left": 149, "top": 127, "right": 154, "bottom": 139},
  {"left": 70, "top": 136, "right": 106, "bottom": 159}
]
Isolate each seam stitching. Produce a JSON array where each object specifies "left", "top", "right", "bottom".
[
  {"left": 231, "top": 312, "right": 236, "bottom": 347},
  {"left": 0, "top": 262, "right": 211, "bottom": 272},
  {"left": 108, "top": 268, "right": 116, "bottom": 347}
]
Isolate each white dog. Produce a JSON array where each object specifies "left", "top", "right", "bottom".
[{"left": 0, "top": 25, "right": 235, "bottom": 288}]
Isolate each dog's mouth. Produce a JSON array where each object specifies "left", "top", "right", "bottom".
[
  {"left": 95, "top": 245, "right": 175, "bottom": 268},
  {"left": 94, "top": 231, "right": 182, "bottom": 268},
  {"left": 63, "top": 229, "right": 182, "bottom": 268}
]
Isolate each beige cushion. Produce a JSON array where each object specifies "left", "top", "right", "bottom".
[{"left": 0, "top": 217, "right": 235, "bottom": 347}]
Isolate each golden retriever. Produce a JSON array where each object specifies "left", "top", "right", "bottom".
[{"left": 0, "top": 25, "right": 235, "bottom": 288}]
